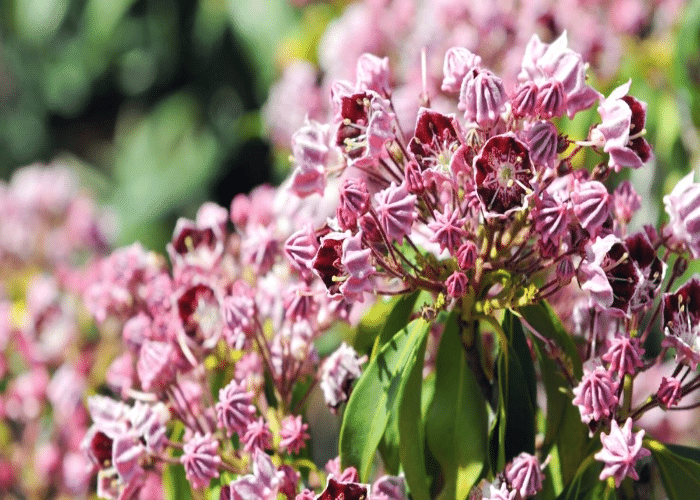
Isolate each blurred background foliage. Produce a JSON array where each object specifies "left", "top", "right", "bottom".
[
  {"left": 0, "top": 0, "right": 339, "bottom": 250},
  {"left": 0, "top": 0, "right": 699, "bottom": 252}
]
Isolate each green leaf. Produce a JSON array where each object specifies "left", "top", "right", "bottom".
[
  {"left": 519, "top": 302, "right": 582, "bottom": 378},
  {"left": 397, "top": 323, "right": 431, "bottom": 500},
  {"left": 521, "top": 302, "right": 589, "bottom": 489},
  {"left": 339, "top": 318, "right": 431, "bottom": 482},
  {"left": 426, "top": 312, "right": 488, "bottom": 500},
  {"left": 376, "top": 291, "right": 422, "bottom": 474},
  {"left": 492, "top": 311, "right": 536, "bottom": 469},
  {"left": 647, "top": 437, "right": 700, "bottom": 499},
  {"left": 556, "top": 456, "right": 612, "bottom": 500},
  {"left": 162, "top": 462, "right": 193, "bottom": 500}
]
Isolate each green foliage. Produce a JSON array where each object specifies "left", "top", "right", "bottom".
[
  {"left": 555, "top": 456, "right": 614, "bottom": 500},
  {"left": 162, "top": 462, "right": 193, "bottom": 500},
  {"left": 489, "top": 310, "right": 537, "bottom": 472},
  {"left": 426, "top": 312, "right": 487, "bottom": 500},
  {"left": 339, "top": 317, "right": 430, "bottom": 495},
  {"left": 647, "top": 438, "right": 700, "bottom": 500},
  {"left": 520, "top": 302, "right": 589, "bottom": 490}
]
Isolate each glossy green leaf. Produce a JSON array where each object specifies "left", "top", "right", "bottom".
[
  {"left": 521, "top": 301, "right": 589, "bottom": 488},
  {"left": 519, "top": 302, "right": 582, "bottom": 378},
  {"left": 339, "top": 318, "right": 431, "bottom": 482},
  {"left": 556, "top": 456, "right": 612, "bottom": 500},
  {"left": 647, "top": 437, "right": 700, "bottom": 500},
  {"left": 376, "top": 291, "right": 422, "bottom": 474},
  {"left": 426, "top": 312, "right": 488, "bottom": 500},
  {"left": 162, "top": 462, "right": 193, "bottom": 500},
  {"left": 493, "top": 311, "right": 537, "bottom": 468},
  {"left": 397, "top": 325, "right": 431, "bottom": 500}
]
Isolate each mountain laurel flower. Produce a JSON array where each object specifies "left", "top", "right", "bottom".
[
  {"left": 527, "top": 120, "right": 559, "bottom": 169},
  {"left": 279, "top": 415, "right": 310, "bottom": 455},
  {"left": 442, "top": 47, "right": 482, "bottom": 93},
  {"left": 483, "top": 483, "right": 517, "bottom": 500},
  {"left": 505, "top": 452, "right": 544, "bottom": 499},
  {"left": 112, "top": 433, "right": 145, "bottom": 484},
  {"left": 243, "top": 417, "right": 273, "bottom": 452},
  {"left": 570, "top": 180, "right": 612, "bottom": 238},
  {"left": 446, "top": 271, "right": 468, "bottom": 298},
  {"left": 181, "top": 432, "right": 221, "bottom": 489},
  {"left": 136, "top": 340, "right": 176, "bottom": 393},
  {"left": 216, "top": 379, "right": 256, "bottom": 438},
  {"left": 355, "top": 53, "right": 390, "bottom": 96},
  {"left": 290, "top": 119, "right": 331, "bottom": 197},
  {"left": 459, "top": 69, "right": 507, "bottom": 128},
  {"left": 285, "top": 223, "right": 320, "bottom": 280},
  {"left": 592, "top": 80, "right": 651, "bottom": 171},
  {"left": 320, "top": 342, "right": 367, "bottom": 410},
  {"left": 663, "top": 172, "right": 700, "bottom": 258},
  {"left": 428, "top": 205, "right": 467, "bottom": 254},
  {"left": 594, "top": 418, "right": 650, "bottom": 487},
  {"left": 457, "top": 240, "right": 477, "bottom": 270},
  {"left": 662, "top": 276, "right": 700, "bottom": 369},
  {"left": 572, "top": 366, "right": 619, "bottom": 424},
  {"left": 602, "top": 336, "right": 645, "bottom": 379},
  {"left": 337, "top": 178, "right": 370, "bottom": 231},
  {"left": 510, "top": 82, "right": 538, "bottom": 118},
  {"left": 220, "top": 448, "right": 282, "bottom": 500},
  {"left": 657, "top": 377, "right": 683, "bottom": 408},
  {"left": 373, "top": 183, "right": 417, "bottom": 244},
  {"left": 474, "top": 134, "right": 535, "bottom": 218}
]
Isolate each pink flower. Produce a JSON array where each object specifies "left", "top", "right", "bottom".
[
  {"left": 572, "top": 366, "right": 619, "bottom": 424},
  {"left": 446, "top": 271, "right": 468, "bottom": 298},
  {"left": 429, "top": 206, "right": 467, "bottom": 254},
  {"left": 592, "top": 80, "right": 651, "bottom": 171},
  {"left": 337, "top": 178, "right": 370, "bottom": 231},
  {"left": 594, "top": 418, "right": 650, "bottom": 487},
  {"left": 373, "top": 183, "right": 417, "bottom": 244},
  {"left": 284, "top": 223, "right": 320, "bottom": 280},
  {"left": 459, "top": 69, "right": 506, "bottom": 128},
  {"left": 216, "top": 379, "right": 256, "bottom": 438},
  {"left": 602, "top": 336, "right": 645, "bottom": 379},
  {"left": 657, "top": 377, "right": 682, "bottom": 409},
  {"left": 243, "top": 417, "right": 273, "bottom": 452},
  {"left": 408, "top": 109, "right": 461, "bottom": 178},
  {"left": 355, "top": 53, "right": 390, "bottom": 95},
  {"left": 527, "top": 120, "right": 559, "bottom": 169},
  {"left": 505, "top": 452, "right": 544, "bottom": 499},
  {"left": 483, "top": 483, "right": 517, "bottom": 500},
  {"left": 662, "top": 276, "right": 700, "bottom": 369},
  {"left": 474, "top": 134, "right": 535, "bottom": 218},
  {"left": 442, "top": 47, "right": 482, "bottom": 93},
  {"left": 290, "top": 119, "right": 332, "bottom": 197},
  {"left": 663, "top": 172, "right": 700, "bottom": 258},
  {"left": 320, "top": 342, "right": 367, "bottom": 410},
  {"left": 136, "top": 340, "right": 176, "bottom": 393},
  {"left": 279, "top": 415, "right": 310, "bottom": 455},
  {"left": 613, "top": 180, "right": 641, "bottom": 225},
  {"left": 180, "top": 432, "right": 220, "bottom": 489}
]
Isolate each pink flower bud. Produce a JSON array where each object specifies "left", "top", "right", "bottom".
[
  {"left": 457, "top": 240, "right": 478, "bottom": 270},
  {"left": 429, "top": 206, "right": 467, "bottom": 254},
  {"left": 505, "top": 452, "right": 544, "bottom": 499},
  {"left": 374, "top": 183, "right": 417, "bottom": 244},
  {"left": 446, "top": 271, "right": 468, "bottom": 298},
  {"left": 594, "top": 418, "right": 650, "bottom": 487},
  {"left": 657, "top": 377, "right": 682, "bottom": 408},
  {"left": 279, "top": 415, "right": 310, "bottom": 455},
  {"left": 602, "top": 336, "right": 644, "bottom": 379},
  {"left": 572, "top": 366, "right": 619, "bottom": 424},
  {"left": 511, "top": 82, "right": 538, "bottom": 118},
  {"left": 442, "top": 47, "right": 482, "bottom": 93},
  {"left": 216, "top": 379, "right": 256, "bottom": 438},
  {"left": 527, "top": 120, "right": 559, "bottom": 169},
  {"left": 181, "top": 433, "right": 220, "bottom": 489},
  {"left": 243, "top": 417, "right": 273, "bottom": 452},
  {"left": 460, "top": 69, "right": 506, "bottom": 128}
]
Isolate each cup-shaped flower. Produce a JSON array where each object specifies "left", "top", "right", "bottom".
[
  {"left": 572, "top": 366, "right": 619, "bottom": 424},
  {"left": 663, "top": 172, "right": 700, "bottom": 258},
  {"left": 474, "top": 134, "right": 535, "bottom": 218},
  {"left": 409, "top": 109, "right": 461, "bottom": 178},
  {"left": 320, "top": 342, "right": 367, "bottom": 410},
  {"left": 594, "top": 418, "right": 650, "bottom": 487},
  {"left": 662, "top": 276, "right": 700, "bottom": 369},
  {"left": 180, "top": 432, "right": 221, "bottom": 489}
]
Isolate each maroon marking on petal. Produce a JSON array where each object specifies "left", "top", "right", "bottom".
[
  {"left": 312, "top": 237, "right": 345, "bottom": 294},
  {"left": 318, "top": 478, "right": 368, "bottom": 500}
]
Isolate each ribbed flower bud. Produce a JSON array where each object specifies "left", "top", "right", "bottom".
[
  {"left": 572, "top": 366, "right": 619, "bottom": 424},
  {"left": 527, "top": 120, "right": 559, "bottom": 169},
  {"left": 536, "top": 79, "right": 566, "bottom": 118},
  {"left": 459, "top": 69, "right": 506, "bottom": 128},
  {"left": 216, "top": 379, "right": 256, "bottom": 438},
  {"left": 601, "top": 336, "right": 644, "bottom": 379},
  {"left": 457, "top": 240, "right": 478, "bottom": 270},
  {"left": 442, "top": 47, "right": 482, "bottom": 93},
  {"left": 446, "top": 271, "right": 468, "bottom": 298},
  {"left": 373, "top": 183, "right": 417, "bottom": 244},
  {"left": 511, "top": 82, "right": 538, "bottom": 118},
  {"left": 505, "top": 452, "right": 544, "bottom": 499},
  {"left": 181, "top": 433, "right": 220, "bottom": 489},
  {"left": 657, "top": 377, "right": 682, "bottom": 409}
]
